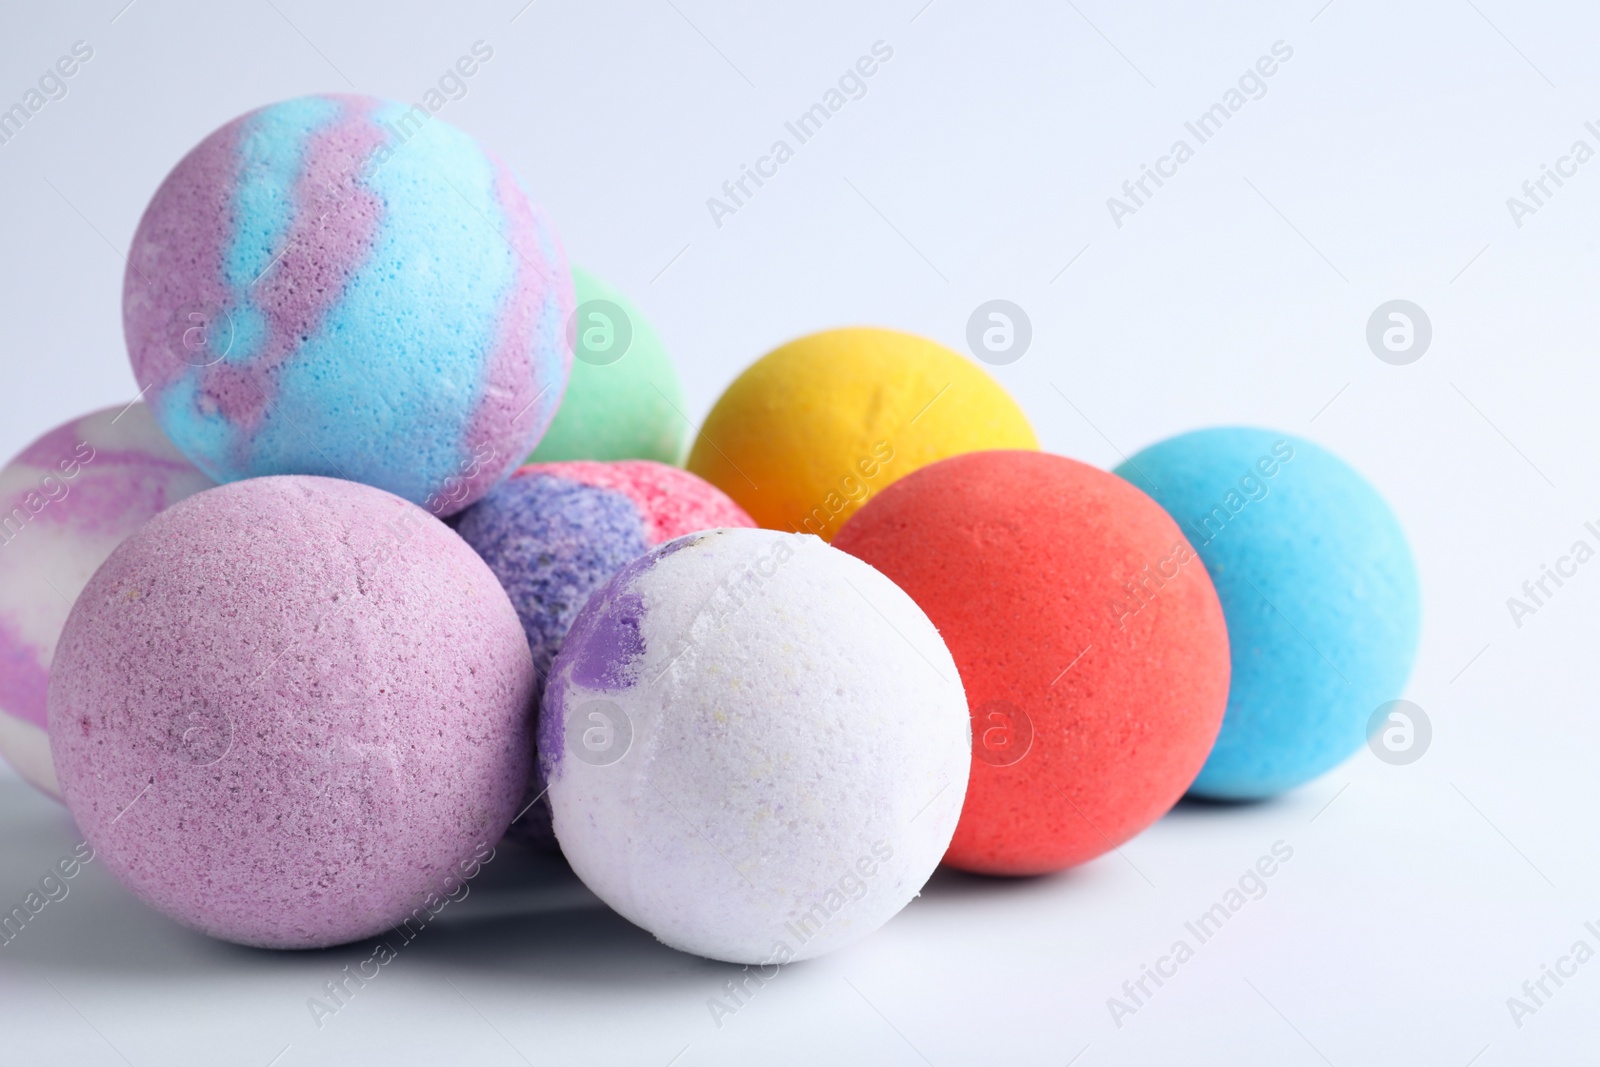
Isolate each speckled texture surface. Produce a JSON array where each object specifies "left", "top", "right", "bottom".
[
  {"left": 454, "top": 460, "right": 753, "bottom": 848},
  {"left": 1116, "top": 428, "right": 1421, "bottom": 799},
  {"left": 47, "top": 475, "right": 535, "bottom": 949},
  {"left": 527, "top": 266, "right": 690, "bottom": 464},
  {"left": 0, "top": 403, "right": 214, "bottom": 799},
  {"left": 835, "top": 450, "right": 1232, "bottom": 876},
  {"left": 123, "top": 94, "right": 573, "bottom": 516},
  {"left": 542, "top": 528, "right": 970, "bottom": 964}
]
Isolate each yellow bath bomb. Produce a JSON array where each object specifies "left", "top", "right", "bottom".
[{"left": 687, "top": 327, "right": 1039, "bottom": 540}]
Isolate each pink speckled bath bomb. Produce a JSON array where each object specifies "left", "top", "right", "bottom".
[
  {"left": 0, "top": 402, "right": 214, "bottom": 799},
  {"left": 524, "top": 460, "right": 756, "bottom": 545},
  {"left": 48, "top": 475, "right": 534, "bottom": 949}
]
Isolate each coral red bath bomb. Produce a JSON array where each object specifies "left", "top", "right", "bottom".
[
  {"left": 48, "top": 475, "right": 534, "bottom": 949},
  {"left": 833, "top": 450, "right": 1230, "bottom": 876}
]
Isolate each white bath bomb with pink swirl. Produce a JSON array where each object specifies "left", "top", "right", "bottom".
[{"left": 0, "top": 403, "right": 214, "bottom": 797}]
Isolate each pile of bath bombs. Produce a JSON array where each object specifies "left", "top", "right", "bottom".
[{"left": 0, "top": 91, "right": 1423, "bottom": 962}]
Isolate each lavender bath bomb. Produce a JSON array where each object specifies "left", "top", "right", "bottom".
[
  {"left": 0, "top": 402, "right": 214, "bottom": 798},
  {"left": 48, "top": 475, "right": 534, "bottom": 949},
  {"left": 541, "top": 528, "right": 970, "bottom": 964}
]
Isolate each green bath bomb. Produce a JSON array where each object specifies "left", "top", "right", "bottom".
[{"left": 529, "top": 267, "right": 689, "bottom": 465}]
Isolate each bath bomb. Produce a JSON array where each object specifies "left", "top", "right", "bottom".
[
  {"left": 123, "top": 93, "right": 573, "bottom": 516},
  {"left": 454, "top": 460, "right": 754, "bottom": 846},
  {"left": 834, "top": 450, "right": 1231, "bottom": 876},
  {"left": 686, "top": 327, "right": 1038, "bottom": 541},
  {"left": 527, "top": 267, "right": 690, "bottom": 464},
  {"left": 48, "top": 475, "right": 534, "bottom": 949},
  {"left": 1115, "top": 428, "right": 1421, "bottom": 799},
  {"left": 542, "top": 528, "right": 969, "bottom": 963},
  {"left": 0, "top": 403, "right": 214, "bottom": 798}
]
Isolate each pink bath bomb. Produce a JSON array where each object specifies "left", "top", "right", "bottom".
[
  {"left": 0, "top": 402, "right": 214, "bottom": 799},
  {"left": 48, "top": 475, "right": 534, "bottom": 949}
]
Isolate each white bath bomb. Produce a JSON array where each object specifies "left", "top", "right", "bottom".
[{"left": 540, "top": 528, "right": 969, "bottom": 964}]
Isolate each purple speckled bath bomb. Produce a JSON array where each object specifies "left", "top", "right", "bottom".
[
  {"left": 48, "top": 475, "right": 534, "bottom": 949},
  {"left": 0, "top": 402, "right": 214, "bottom": 799},
  {"left": 454, "top": 459, "right": 753, "bottom": 848}
]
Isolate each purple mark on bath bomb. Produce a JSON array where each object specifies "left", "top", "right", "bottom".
[
  {"left": 560, "top": 590, "right": 647, "bottom": 691},
  {"left": 534, "top": 532, "right": 715, "bottom": 774},
  {"left": 525, "top": 540, "right": 721, "bottom": 847},
  {"left": 47, "top": 475, "right": 535, "bottom": 950},
  {"left": 534, "top": 551, "right": 660, "bottom": 791},
  {"left": 15, "top": 421, "right": 92, "bottom": 471}
]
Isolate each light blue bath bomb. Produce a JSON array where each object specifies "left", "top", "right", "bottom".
[{"left": 1115, "top": 428, "right": 1420, "bottom": 799}]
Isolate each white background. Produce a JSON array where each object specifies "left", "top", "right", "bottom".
[{"left": 3, "top": 1, "right": 1599, "bottom": 1063}]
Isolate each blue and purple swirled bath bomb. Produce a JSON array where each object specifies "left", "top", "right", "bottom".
[{"left": 122, "top": 94, "right": 573, "bottom": 515}]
